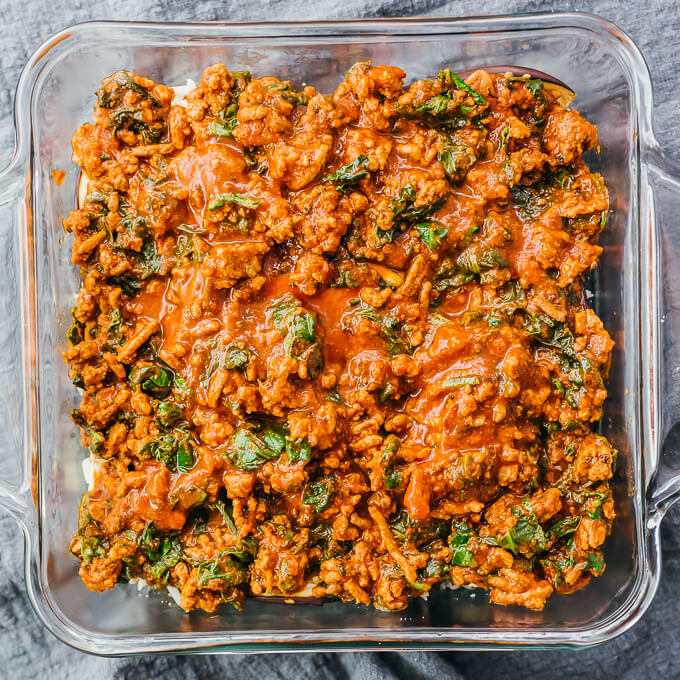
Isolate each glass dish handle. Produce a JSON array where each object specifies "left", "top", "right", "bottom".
[
  {"left": 0, "top": 160, "right": 31, "bottom": 527},
  {"left": 647, "top": 147, "right": 680, "bottom": 519}
]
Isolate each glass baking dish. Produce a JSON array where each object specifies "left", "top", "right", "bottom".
[{"left": 1, "top": 12, "right": 680, "bottom": 654}]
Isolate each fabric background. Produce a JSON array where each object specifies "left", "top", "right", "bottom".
[{"left": 1, "top": 1, "right": 679, "bottom": 677}]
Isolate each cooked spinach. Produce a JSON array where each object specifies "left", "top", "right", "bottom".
[
  {"left": 210, "top": 101, "right": 239, "bottom": 137},
  {"left": 139, "top": 430, "right": 196, "bottom": 473},
  {"left": 195, "top": 553, "right": 248, "bottom": 587},
  {"left": 209, "top": 193, "right": 262, "bottom": 210},
  {"left": 439, "top": 142, "right": 477, "bottom": 183},
  {"left": 203, "top": 341, "right": 252, "bottom": 385},
  {"left": 302, "top": 478, "right": 334, "bottom": 513},
  {"left": 80, "top": 536, "right": 105, "bottom": 564},
  {"left": 587, "top": 552, "right": 604, "bottom": 572},
  {"left": 391, "top": 184, "right": 446, "bottom": 229},
  {"left": 523, "top": 313, "right": 576, "bottom": 360},
  {"left": 286, "top": 437, "right": 311, "bottom": 463},
  {"left": 546, "top": 515, "right": 581, "bottom": 540},
  {"left": 434, "top": 246, "right": 509, "bottom": 293},
  {"left": 415, "top": 223, "right": 448, "bottom": 250},
  {"left": 381, "top": 435, "right": 402, "bottom": 490},
  {"left": 110, "top": 107, "right": 164, "bottom": 144},
  {"left": 440, "top": 69, "right": 487, "bottom": 107},
  {"left": 149, "top": 534, "right": 183, "bottom": 581},
  {"left": 270, "top": 295, "right": 322, "bottom": 371},
  {"left": 137, "top": 521, "right": 162, "bottom": 560},
  {"left": 507, "top": 76, "right": 546, "bottom": 105},
  {"left": 129, "top": 364, "right": 174, "bottom": 398},
  {"left": 106, "top": 309, "right": 125, "bottom": 348},
  {"left": 155, "top": 401, "right": 182, "bottom": 429},
  {"left": 323, "top": 155, "right": 369, "bottom": 194},
  {"left": 227, "top": 428, "right": 281, "bottom": 471},
  {"left": 355, "top": 304, "right": 413, "bottom": 356},
  {"left": 106, "top": 274, "right": 143, "bottom": 297},
  {"left": 97, "top": 72, "right": 161, "bottom": 109},
  {"left": 404, "top": 69, "right": 486, "bottom": 130},
  {"left": 448, "top": 521, "right": 476, "bottom": 567},
  {"left": 442, "top": 376, "right": 480, "bottom": 388},
  {"left": 499, "top": 499, "right": 547, "bottom": 555}
]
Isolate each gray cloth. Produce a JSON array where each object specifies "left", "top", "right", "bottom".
[{"left": 1, "top": 0, "right": 680, "bottom": 677}]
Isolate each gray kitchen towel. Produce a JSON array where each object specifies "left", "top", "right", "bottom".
[{"left": 1, "top": 0, "right": 680, "bottom": 678}]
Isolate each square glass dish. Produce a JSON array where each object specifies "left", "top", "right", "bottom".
[{"left": 1, "top": 12, "right": 680, "bottom": 654}]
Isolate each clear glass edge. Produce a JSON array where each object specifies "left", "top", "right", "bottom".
[{"left": 0, "top": 10, "right": 668, "bottom": 653}]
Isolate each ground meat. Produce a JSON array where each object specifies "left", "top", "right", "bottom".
[{"left": 65, "top": 63, "right": 614, "bottom": 615}]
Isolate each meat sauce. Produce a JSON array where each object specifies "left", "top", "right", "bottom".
[{"left": 64, "top": 63, "right": 615, "bottom": 612}]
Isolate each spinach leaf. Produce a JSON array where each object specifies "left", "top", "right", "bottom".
[
  {"left": 457, "top": 247, "right": 509, "bottom": 274},
  {"left": 107, "top": 309, "right": 125, "bottom": 347},
  {"left": 109, "top": 107, "right": 164, "bottom": 144},
  {"left": 323, "top": 155, "right": 369, "bottom": 194},
  {"left": 448, "top": 521, "right": 476, "bottom": 567},
  {"left": 434, "top": 247, "right": 508, "bottom": 293},
  {"left": 523, "top": 313, "right": 577, "bottom": 360},
  {"left": 440, "top": 70, "right": 487, "bottom": 107},
  {"left": 302, "top": 478, "right": 334, "bottom": 513},
  {"left": 140, "top": 241, "right": 161, "bottom": 279},
  {"left": 210, "top": 102, "right": 239, "bottom": 137},
  {"left": 211, "top": 118, "right": 238, "bottom": 136},
  {"left": 498, "top": 499, "right": 547, "bottom": 555},
  {"left": 137, "top": 522, "right": 161, "bottom": 560},
  {"left": 175, "top": 440, "right": 195, "bottom": 473},
  {"left": 139, "top": 430, "right": 196, "bottom": 473},
  {"left": 384, "top": 469, "right": 402, "bottom": 490},
  {"left": 207, "top": 500, "right": 258, "bottom": 561},
  {"left": 404, "top": 70, "right": 485, "bottom": 130},
  {"left": 209, "top": 499, "right": 239, "bottom": 534},
  {"left": 149, "top": 535, "right": 183, "bottom": 581},
  {"left": 227, "top": 421, "right": 311, "bottom": 470},
  {"left": 507, "top": 76, "right": 546, "bottom": 105},
  {"left": 195, "top": 553, "right": 248, "bottom": 587},
  {"left": 80, "top": 536, "right": 105, "bottom": 564},
  {"left": 389, "top": 511, "right": 411, "bottom": 543},
  {"left": 546, "top": 515, "right": 581, "bottom": 540},
  {"left": 377, "top": 184, "right": 446, "bottom": 245},
  {"left": 587, "top": 553, "right": 604, "bottom": 573},
  {"left": 67, "top": 309, "right": 85, "bottom": 345},
  {"left": 129, "top": 365, "right": 174, "bottom": 398},
  {"left": 97, "top": 72, "right": 161, "bottom": 109},
  {"left": 155, "top": 401, "right": 182, "bottom": 428},
  {"left": 391, "top": 184, "right": 446, "bottom": 229},
  {"left": 115, "top": 72, "right": 161, "bottom": 107},
  {"left": 286, "top": 437, "right": 311, "bottom": 463},
  {"left": 203, "top": 342, "right": 252, "bottom": 384},
  {"left": 227, "top": 345, "right": 251, "bottom": 371},
  {"left": 378, "top": 382, "right": 398, "bottom": 404},
  {"left": 86, "top": 428, "right": 105, "bottom": 455},
  {"left": 269, "top": 295, "right": 321, "bottom": 366},
  {"left": 261, "top": 426, "right": 286, "bottom": 455},
  {"left": 381, "top": 435, "right": 402, "bottom": 490},
  {"left": 356, "top": 305, "right": 413, "bottom": 356},
  {"left": 415, "top": 223, "right": 448, "bottom": 250},
  {"left": 420, "top": 558, "right": 447, "bottom": 579},
  {"left": 310, "top": 522, "right": 352, "bottom": 561},
  {"left": 227, "top": 428, "right": 281, "bottom": 471},
  {"left": 510, "top": 184, "right": 549, "bottom": 220},
  {"left": 209, "top": 193, "right": 262, "bottom": 210},
  {"left": 106, "top": 275, "right": 142, "bottom": 297},
  {"left": 442, "top": 376, "right": 480, "bottom": 388},
  {"left": 439, "top": 142, "right": 477, "bottom": 183}
]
